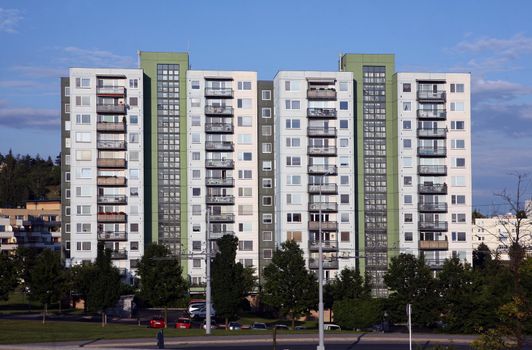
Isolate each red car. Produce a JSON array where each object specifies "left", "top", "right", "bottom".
[
  {"left": 175, "top": 318, "right": 192, "bottom": 329},
  {"left": 149, "top": 317, "right": 166, "bottom": 328}
]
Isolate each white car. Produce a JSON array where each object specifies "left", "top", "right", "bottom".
[
  {"left": 190, "top": 305, "right": 216, "bottom": 319},
  {"left": 324, "top": 324, "right": 341, "bottom": 331}
]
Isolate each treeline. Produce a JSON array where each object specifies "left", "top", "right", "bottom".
[{"left": 0, "top": 151, "right": 61, "bottom": 207}]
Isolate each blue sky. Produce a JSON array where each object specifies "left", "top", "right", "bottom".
[{"left": 1, "top": 0, "right": 532, "bottom": 212}]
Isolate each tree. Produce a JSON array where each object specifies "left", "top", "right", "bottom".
[
  {"left": 383, "top": 254, "right": 438, "bottom": 327},
  {"left": 328, "top": 267, "right": 371, "bottom": 304},
  {"left": 333, "top": 298, "right": 382, "bottom": 330},
  {"left": 0, "top": 253, "right": 18, "bottom": 301},
  {"left": 262, "top": 240, "right": 318, "bottom": 329},
  {"left": 137, "top": 243, "right": 188, "bottom": 326},
  {"left": 211, "top": 235, "right": 253, "bottom": 328},
  {"left": 473, "top": 243, "right": 493, "bottom": 270},
  {"left": 28, "top": 249, "right": 65, "bottom": 323}
]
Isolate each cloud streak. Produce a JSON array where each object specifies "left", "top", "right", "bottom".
[
  {"left": 0, "top": 105, "right": 59, "bottom": 129},
  {"left": 455, "top": 33, "right": 532, "bottom": 58},
  {"left": 0, "top": 8, "right": 22, "bottom": 33},
  {"left": 61, "top": 46, "right": 136, "bottom": 67}
]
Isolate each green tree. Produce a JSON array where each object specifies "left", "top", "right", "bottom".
[
  {"left": 137, "top": 243, "right": 188, "bottom": 326},
  {"left": 262, "top": 240, "right": 318, "bottom": 329},
  {"left": 473, "top": 243, "right": 492, "bottom": 270},
  {"left": 71, "top": 263, "right": 96, "bottom": 313},
  {"left": 333, "top": 298, "right": 382, "bottom": 330},
  {"left": 383, "top": 253, "right": 438, "bottom": 327},
  {"left": 28, "top": 249, "right": 65, "bottom": 323},
  {"left": 0, "top": 253, "right": 18, "bottom": 301},
  {"left": 329, "top": 267, "right": 371, "bottom": 304}
]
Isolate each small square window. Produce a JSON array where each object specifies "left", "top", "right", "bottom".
[
  {"left": 340, "top": 194, "right": 349, "bottom": 204},
  {"left": 339, "top": 120, "right": 348, "bottom": 129},
  {"left": 192, "top": 188, "right": 200, "bottom": 196},
  {"left": 403, "top": 139, "right": 412, "bottom": 148},
  {"left": 339, "top": 101, "right": 348, "bottom": 110},
  {"left": 404, "top": 213, "right": 413, "bottom": 223},
  {"left": 262, "top": 90, "right": 271, "bottom": 100},
  {"left": 404, "top": 195, "right": 412, "bottom": 204},
  {"left": 191, "top": 80, "right": 200, "bottom": 89},
  {"left": 405, "top": 232, "right": 413, "bottom": 241},
  {"left": 403, "top": 176, "right": 412, "bottom": 186},
  {"left": 403, "top": 83, "right": 411, "bottom": 92}
]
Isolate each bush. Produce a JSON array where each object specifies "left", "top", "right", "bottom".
[{"left": 333, "top": 298, "right": 382, "bottom": 329}]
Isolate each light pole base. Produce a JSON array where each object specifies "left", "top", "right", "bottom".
[{"left": 316, "top": 345, "right": 325, "bottom": 350}]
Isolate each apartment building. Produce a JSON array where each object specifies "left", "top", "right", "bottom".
[
  {"left": 186, "top": 71, "right": 259, "bottom": 287},
  {"left": 473, "top": 216, "right": 532, "bottom": 260},
  {"left": 62, "top": 68, "right": 144, "bottom": 279},
  {"left": 396, "top": 73, "right": 472, "bottom": 268},
  {"left": 273, "top": 71, "right": 357, "bottom": 282}
]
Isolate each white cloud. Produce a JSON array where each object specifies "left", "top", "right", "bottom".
[
  {"left": 0, "top": 8, "right": 22, "bottom": 33},
  {"left": 455, "top": 33, "right": 532, "bottom": 58},
  {"left": 472, "top": 78, "right": 532, "bottom": 102},
  {"left": 0, "top": 105, "right": 59, "bottom": 129},
  {"left": 61, "top": 46, "right": 135, "bottom": 67}
]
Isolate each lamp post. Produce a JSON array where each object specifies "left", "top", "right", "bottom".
[{"left": 317, "top": 169, "right": 331, "bottom": 350}]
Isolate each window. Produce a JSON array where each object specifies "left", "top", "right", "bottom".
[
  {"left": 77, "top": 168, "right": 91, "bottom": 178},
  {"left": 75, "top": 78, "right": 90, "bottom": 88},
  {"left": 129, "top": 79, "right": 138, "bottom": 88},
  {"left": 339, "top": 82, "right": 349, "bottom": 91},
  {"left": 285, "top": 119, "right": 301, "bottom": 129},
  {"left": 403, "top": 83, "right": 411, "bottom": 92},
  {"left": 75, "top": 96, "right": 90, "bottom": 106},
  {"left": 340, "top": 176, "right": 349, "bottom": 185},
  {"left": 262, "top": 178, "right": 273, "bottom": 188},
  {"left": 451, "top": 195, "right": 466, "bottom": 205},
  {"left": 238, "top": 241, "right": 253, "bottom": 251},
  {"left": 65, "top": 104, "right": 70, "bottom": 114},
  {"left": 284, "top": 80, "right": 299, "bottom": 91},
  {"left": 190, "top": 98, "right": 200, "bottom": 107},
  {"left": 451, "top": 176, "right": 466, "bottom": 187},
  {"left": 192, "top": 205, "right": 201, "bottom": 215},
  {"left": 262, "top": 231, "right": 273, "bottom": 241},
  {"left": 130, "top": 169, "right": 139, "bottom": 180},
  {"left": 452, "top": 214, "right": 467, "bottom": 223},
  {"left": 191, "top": 80, "right": 200, "bottom": 89},
  {"left": 285, "top": 100, "right": 301, "bottom": 110},
  {"left": 404, "top": 176, "right": 412, "bottom": 186},
  {"left": 286, "top": 193, "right": 301, "bottom": 205},
  {"left": 130, "top": 115, "right": 138, "bottom": 124},
  {"left": 193, "top": 259, "right": 202, "bottom": 268},
  {"left": 239, "top": 223, "right": 252, "bottom": 232},
  {"left": 451, "top": 121, "right": 465, "bottom": 130},
  {"left": 287, "top": 231, "right": 302, "bottom": 242},
  {"left": 130, "top": 133, "right": 139, "bottom": 143},
  {"left": 192, "top": 188, "right": 201, "bottom": 196},
  {"left": 192, "top": 152, "right": 200, "bottom": 160},
  {"left": 130, "top": 241, "right": 139, "bottom": 251},
  {"left": 239, "top": 152, "right": 253, "bottom": 161},
  {"left": 65, "top": 206, "right": 71, "bottom": 216},
  {"left": 263, "top": 249, "right": 273, "bottom": 259},
  {"left": 76, "top": 150, "right": 91, "bottom": 161},
  {"left": 192, "top": 241, "right": 202, "bottom": 251},
  {"left": 341, "top": 213, "right": 349, "bottom": 223},
  {"left": 65, "top": 172, "right": 71, "bottom": 182},
  {"left": 286, "top": 213, "right": 302, "bottom": 222},
  {"left": 129, "top": 97, "right": 138, "bottom": 106},
  {"left": 76, "top": 223, "right": 91, "bottom": 233},
  {"left": 404, "top": 213, "right": 413, "bottom": 223},
  {"left": 452, "top": 232, "right": 466, "bottom": 242},
  {"left": 262, "top": 143, "right": 272, "bottom": 153},
  {"left": 191, "top": 116, "right": 201, "bottom": 126},
  {"left": 76, "top": 114, "right": 91, "bottom": 124},
  {"left": 403, "top": 157, "right": 412, "bottom": 167},
  {"left": 130, "top": 151, "right": 140, "bottom": 161},
  {"left": 262, "top": 90, "right": 271, "bottom": 100},
  {"left": 238, "top": 187, "right": 253, "bottom": 197},
  {"left": 237, "top": 98, "right": 252, "bottom": 109},
  {"left": 339, "top": 101, "right": 348, "bottom": 110},
  {"left": 341, "top": 231, "right": 350, "bottom": 242},
  {"left": 286, "top": 156, "right": 301, "bottom": 166},
  {"left": 65, "top": 188, "right": 71, "bottom": 198},
  {"left": 237, "top": 81, "right": 252, "bottom": 90},
  {"left": 405, "top": 232, "right": 413, "bottom": 241},
  {"left": 450, "top": 83, "right": 464, "bottom": 93},
  {"left": 76, "top": 242, "right": 91, "bottom": 251},
  {"left": 192, "top": 224, "right": 201, "bottom": 233},
  {"left": 262, "top": 213, "right": 273, "bottom": 224},
  {"left": 130, "top": 223, "right": 139, "bottom": 232},
  {"left": 75, "top": 186, "right": 91, "bottom": 197},
  {"left": 453, "top": 157, "right": 466, "bottom": 168},
  {"left": 403, "top": 139, "right": 412, "bottom": 148},
  {"left": 261, "top": 108, "right": 272, "bottom": 118},
  {"left": 339, "top": 120, "right": 348, "bottom": 129},
  {"left": 191, "top": 133, "right": 200, "bottom": 143},
  {"left": 450, "top": 102, "right": 465, "bottom": 111},
  {"left": 238, "top": 170, "right": 252, "bottom": 179},
  {"left": 65, "top": 87, "right": 70, "bottom": 96},
  {"left": 286, "top": 137, "right": 300, "bottom": 147},
  {"left": 404, "top": 195, "right": 413, "bottom": 204},
  {"left": 403, "top": 102, "right": 412, "bottom": 111},
  {"left": 238, "top": 134, "right": 252, "bottom": 144},
  {"left": 238, "top": 205, "right": 253, "bottom": 215},
  {"left": 340, "top": 194, "right": 350, "bottom": 204},
  {"left": 238, "top": 116, "right": 252, "bottom": 127},
  {"left": 130, "top": 187, "right": 139, "bottom": 196},
  {"left": 287, "top": 175, "right": 301, "bottom": 185},
  {"left": 65, "top": 154, "right": 70, "bottom": 165},
  {"left": 339, "top": 156, "right": 349, "bottom": 167},
  {"left": 262, "top": 160, "right": 272, "bottom": 171},
  {"left": 403, "top": 120, "right": 412, "bottom": 130},
  {"left": 65, "top": 121, "right": 71, "bottom": 131},
  {"left": 262, "top": 196, "right": 273, "bottom": 206},
  {"left": 262, "top": 125, "right": 272, "bottom": 136},
  {"left": 192, "top": 169, "right": 200, "bottom": 179},
  {"left": 240, "top": 259, "right": 254, "bottom": 268},
  {"left": 451, "top": 139, "right": 465, "bottom": 149},
  {"left": 76, "top": 205, "right": 91, "bottom": 215},
  {"left": 339, "top": 138, "right": 349, "bottom": 147}
]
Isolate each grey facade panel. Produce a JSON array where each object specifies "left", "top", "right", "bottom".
[{"left": 60, "top": 77, "right": 70, "bottom": 260}]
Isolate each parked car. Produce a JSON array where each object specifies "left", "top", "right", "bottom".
[
  {"left": 228, "top": 322, "right": 242, "bottom": 330},
  {"left": 202, "top": 320, "right": 218, "bottom": 330},
  {"left": 251, "top": 322, "right": 268, "bottom": 330},
  {"left": 295, "top": 325, "right": 307, "bottom": 330},
  {"left": 188, "top": 302, "right": 206, "bottom": 314},
  {"left": 323, "top": 323, "right": 341, "bottom": 331},
  {"left": 190, "top": 305, "right": 216, "bottom": 319},
  {"left": 149, "top": 317, "right": 166, "bottom": 329},
  {"left": 274, "top": 324, "right": 290, "bottom": 330},
  {"left": 175, "top": 318, "right": 192, "bottom": 329}
]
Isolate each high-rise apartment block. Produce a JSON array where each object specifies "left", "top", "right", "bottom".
[{"left": 61, "top": 53, "right": 472, "bottom": 292}]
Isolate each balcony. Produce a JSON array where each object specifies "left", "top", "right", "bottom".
[
  {"left": 97, "top": 176, "right": 127, "bottom": 186},
  {"left": 96, "top": 86, "right": 125, "bottom": 96},
  {"left": 307, "top": 108, "right": 337, "bottom": 118},
  {"left": 205, "top": 141, "right": 234, "bottom": 152},
  {"left": 97, "top": 140, "right": 126, "bottom": 150},
  {"left": 425, "top": 259, "right": 445, "bottom": 269},
  {"left": 307, "top": 88, "right": 337, "bottom": 100},
  {"left": 417, "top": 165, "right": 447, "bottom": 176},
  {"left": 307, "top": 146, "right": 337, "bottom": 156},
  {"left": 97, "top": 158, "right": 126, "bottom": 169},
  {"left": 307, "top": 127, "right": 337, "bottom": 138},
  {"left": 209, "top": 213, "right": 235, "bottom": 223},
  {"left": 309, "top": 202, "right": 338, "bottom": 212},
  {"left": 308, "top": 164, "right": 338, "bottom": 175},
  {"left": 418, "top": 221, "right": 448, "bottom": 231},
  {"left": 206, "top": 195, "right": 235, "bottom": 205},
  {"left": 110, "top": 249, "right": 128, "bottom": 260},
  {"left": 205, "top": 123, "right": 234, "bottom": 134},
  {"left": 308, "top": 221, "right": 338, "bottom": 232},
  {"left": 97, "top": 231, "right": 127, "bottom": 241},
  {"left": 308, "top": 183, "right": 338, "bottom": 194},
  {"left": 417, "top": 109, "right": 446, "bottom": 120},
  {"left": 205, "top": 105, "right": 233, "bottom": 116},
  {"left": 417, "top": 147, "right": 447, "bottom": 157},
  {"left": 97, "top": 122, "right": 126, "bottom": 132},
  {"left": 210, "top": 230, "right": 235, "bottom": 239},
  {"left": 205, "top": 159, "right": 234, "bottom": 169},
  {"left": 205, "top": 88, "right": 233, "bottom": 98},
  {"left": 97, "top": 213, "right": 127, "bottom": 223},
  {"left": 309, "top": 258, "right": 339, "bottom": 269},
  {"left": 418, "top": 183, "right": 447, "bottom": 194},
  {"left": 309, "top": 240, "right": 338, "bottom": 252},
  {"left": 97, "top": 195, "right": 127, "bottom": 205},
  {"left": 96, "top": 104, "right": 126, "bottom": 114},
  {"left": 206, "top": 177, "right": 235, "bottom": 187},
  {"left": 418, "top": 202, "right": 448, "bottom": 213},
  {"left": 417, "top": 90, "right": 446, "bottom": 101},
  {"left": 417, "top": 128, "right": 447, "bottom": 138},
  {"left": 419, "top": 240, "right": 449, "bottom": 250}
]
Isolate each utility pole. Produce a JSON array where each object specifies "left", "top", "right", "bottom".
[{"left": 205, "top": 209, "right": 212, "bottom": 335}]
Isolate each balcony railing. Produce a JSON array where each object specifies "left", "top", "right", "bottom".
[
  {"left": 205, "top": 123, "right": 234, "bottom": 133},
  {"left": 418, "top": 221, "right": 448, "bottom": 231},
  {"left": 308, "top": 146, "right": 337, "bottom": 156},
  {"left": 97, "top": 231, "right": 127, "bottom": 241},
  {"left": 419, "top": 240, "right": 449, "bottom": 250},
  {"left": 309, "top": 258, "right": 339, "bottom": 269},
  {"left": 97, "top": 195, "right": 127, "bottom": 205},
  {"left": 110, "top": 249, "right": 128, "bottom": 260},
  {"left": 417, "top": 128, "right": 447, "bottom": 138},
  {"left": 307, "top": 127, "right": 337, "bottom": 137},
  {"left": 205, "top": 159, "right": 234, "bottom": 169},
  {"left": 417, "top": 90, "right": 446, "bottom": 101},
  {"left": 96, "top": 104, "right": 126, "bottom": 114},
  {"left": 97, "top": 140, "right": 126, "bottom": 150},
  {"left": 308, "top": 164, "right": 338, "bottom": 175},
  {"left": 425, "top": 259, "right": 445, "bottom": 269},
  {"left": 205, "top": 105, "right": 233, "bottom": 115},
  {"left": 417, "top": 147, "right": 447, "bottom": 157},
  {"left": 97, "top": 122, "right": 126, "bottom": 132},
  {"left": 309, "top": 240, "right": 338, "bottom": 251},
  {"left": 418, "top": 183, "right": 447, "bottom": 194},
  {"left": 308, "top": 183, "right": 338, "bottom": 194},
  {"left": 417, "top": 109, "right": 446, "bottom": 120},
  {"left": 97, "top": 158, "right": 126, "bottom": 168},
  {"left": 205, "top": 141, "right": 234, "bottom": 152},
  {"left": 210, "top": 230, "right": 235, "bottom": 239},
  {"left": 307, "top": 108, "right": 337, "bottom": 118},
  {"left": 308, "top": 221, "right": 338, "bottom": 231},
  {"left": 417, "top": 165, "right": 447, "bottom": 176},
  {"left": 309, "top": 202, "right": 338, "bottom": 212},
  {"left": 307, "top": 89, "right": 337, "bottom": 100},
  {"left": 206, "top": 195, "right": 235, "bottom": 205},
  {"left": 96, "top": 86, "right": 125, "bottom": 95},
  {"left": 205, "top": 88, "right": 233, "bottom": 98},
  {"left": 206, "top": 177, "right": 235, "bottom": 187},
  {"left": 97, "top": 176, "right": 127, "bottom": 186},
  {"left": 418, "top": 202, "right": 448, "bottom": 212},
  {"left": 97, "top": 213, "right": 127, "bottom": 223},
  {"left": 209, "top": 213, "right": 235, "bottom": 223}
]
